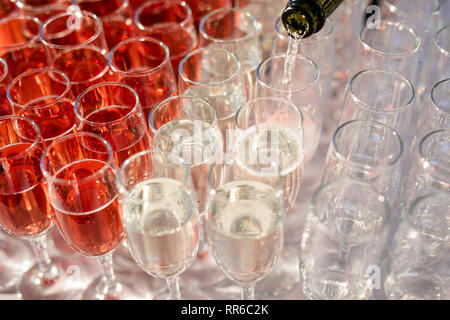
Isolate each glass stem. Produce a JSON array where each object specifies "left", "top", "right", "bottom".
[
  {"left": 29, "top": 234, "right": 58, "bottom": 281},
  {"left": 166, "top": 276, "right": 181, "bottom": 300},
  {"left": 97, "top": 254, "right": 122, "bottom": 298},
  {"left": 242, "top": 284, "right": 255, "bottom": 300}
]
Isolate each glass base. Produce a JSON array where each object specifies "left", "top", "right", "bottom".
[
  {"left": 82, "top": 270, "right": 165, "bottom": 300},
  {"left": 255, "top": 245, "right": 300, "bottom": 297},
  {"left": 0, "top": 234, "right": 33, "bottom": 292},
  {"left": 19, "top": 256, "right": 98, "bottom": 300}
]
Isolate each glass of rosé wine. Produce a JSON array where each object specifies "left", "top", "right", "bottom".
[
  {"left": 0, "top": 115, "right": 91, "bottom": 299},
  {"left": 39, "top": 10, "right": 112, "bottom": 98},
  {"left": 134, "top": 0, "right": 198, "bottom": 75},
  {"left": 40, "top": 132, "right": 155, "bottom": 299},
  {"left": 74, "top": 82, "right": 151, "bottom": 168},
  {"left": 109, "top": 37, "right": 177, "bottom": 121}
]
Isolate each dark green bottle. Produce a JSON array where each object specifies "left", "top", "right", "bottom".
[{"left": 282, "top": 0, "right": 344, "bottom": 38}]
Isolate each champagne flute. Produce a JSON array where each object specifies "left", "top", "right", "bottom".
[
  {"left": 74, "top": 82, "right": 151, "bottom": 167},
  {"left": 39, "top": 10, "right": 112, "bottom": 98},
  {"left": 40, "top": 132, "right": 154, "bottom": 299},
  {"left": 77, "top": 0, "right": 139, "bottom": 49},
  {"left": 134, "top": 0, "right": 198, "bottom": 75},
  {"left": 109, "top": 37, "right": 177, "bottom": 121},
  {"left": 0, "top": 116, "right": 90, "bottom": 299},
  {"left": 7, "top": 68, "right": 76, "bottom": 145},
  {"left": 206, "top": 163, "right": 284, "bottom": 300},
  {"left": 117, "top": 149, "right": 205, "bottom": 300}
]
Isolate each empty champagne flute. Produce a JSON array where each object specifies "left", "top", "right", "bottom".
[
  {"left": 77, "top": 0, "right": 139, "bottom": 49},
  {"left": 254, "top": 54, "right": 320, "bottom": 165},
  {"left": 419, "top": 25, "right": 450, "bottom": 100},
  {"left": 399, "top": 129, "right": 450, "bottom": 218},
  {"left": 135, "top": 0, "right": 198, "bottom": 74},
  {"left": 385, "top": 192, "right": 449, "bottom": 300},
  {"left": 300, "top": 178, "right": 390, "bottom": 300},
  {"left": 332, "top": 0, "right": 368, "bottom": 89},
  {"left": 339, "top": 69, "right": 415, "bottom": 144},
  {"left": 117, "top": 149, "right": 204, "bottom": 300},
  {"left": 109, "top": 37, "right": 177, "bottom": 121},
  {"left": 7, "top": 68, "right": 76, "bottom": 145},
  {"left": 412, "top": 78, "right": 450, "bottom": 153},
  {"left": 0, "top": 15, "right": 48, "bottom": 79},
  {"left": 40, "top": 132, "right": 153, "bottom": 299},
  {"left": 178, "top": 46, "right": 246, "bottom": 161},
  {"left": 379, "top": 0, "right": 442, "bottom": 77},
  {"left": 206, "top": 164, "right": 284, "bottom": 300},
  {"left": 75, "top": 82, "right": 151, "bottom": 167},
  {"left": 0, "top": 115, "right": 89, "bottom": 299},
  {"left": 199, "top": 7, "right": 262, "bottom": 100},
  {"left": 323, "top": 120, "right": 403, "bottom": 206},
  {"left": 353, "top": 21, "right": 421, "bottom": 88},
  {"left": 39, "top": 10, "right": 111, "bottom": 98}
]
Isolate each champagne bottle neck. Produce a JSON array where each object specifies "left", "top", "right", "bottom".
[{"left": 282, "top": 0, "right": 343, "bottom": 38}]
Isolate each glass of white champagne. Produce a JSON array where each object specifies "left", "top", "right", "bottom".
[
  {"left": 206, "top": 163, "right": 284, "bottom": 300},
  {"left": 117, "top": 149, "right": 203, "bottom": 300}
]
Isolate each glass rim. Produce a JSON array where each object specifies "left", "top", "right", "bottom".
[
  {"left": 348, "top": 69, "right": 415, "bottom": 114},
  {"left": 418, "top": 129, "right": 450, "bottom": 163},
  {"left": 109, "top": 36, "right": 171, "bottom": 76},
  {"left": 199, "top": 8, "right": 259, "bottom": 44},
  {"left": 0, "top": 14, "right": 42, "bottom": 50},
  {"left": 310, "top": 178, "right": 391, "bottom": 227},
  {"left": 39, "top": 10, "right": 104, "bottom": 49},
  {"left": 178, "top": 47, "right": 242, "bottom": 87},
  {"left": 7, "top": 67, "right": 71, "bottom": 110},
  {"left": 256, "top": 53, "right": 320, "bottom": 94},
  {"left": 430, "top": 78, "right": 450, "bottom": 120},
  {"left": 235, "top": 96, "right": 304, "bottom": 132},
  {"left": 0, "top": 115, "right": 41, "bottom": 163},
  {"left": 135, "top": 0, "right": 193, "bottom": 33},
  {"left": 434, "top": 25, "right": 450, "bottom": 57},
  {"left": 383, "top": 0, "right": 441, "bottom": 17},
  {"left": 40, "top": 131, "right": 115, "bottom": 184},
  {"left": 116, "top": 148, "right": 191, "bottom": 196},
  {"left": 148, "top": 95, "right": 217, "bottom": 135},
  {"left": 275, "top": 16, "right": 335, "bottom": 43},
  {"left": 0, "top": 57, "right": 7, "bottom": 83},
  {"left": 332, "top": 119, "right": 404, "bottom": 167},
  {"left": 360, "top": 21, "right": 421, "bottom": 57},
  {"left": 74, "top": 81, "right": 141, "bottom": 126}
]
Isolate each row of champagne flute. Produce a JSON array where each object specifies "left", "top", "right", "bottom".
[{"left": 291, "top": 0, "right": 448, "bottom": 300}]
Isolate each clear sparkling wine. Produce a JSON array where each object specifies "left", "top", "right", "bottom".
[
  {"left": 208, "top": 180, "right": 283, "bottom": 285},
  {"left": 154, "top": 119, "right": 219, "bottom": 213},
  {"left": 235, "top": 125, "right": 303, "bottom": 208},
  {"left": 122, "top": 178, "right": 198, "bottom": 279}
]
